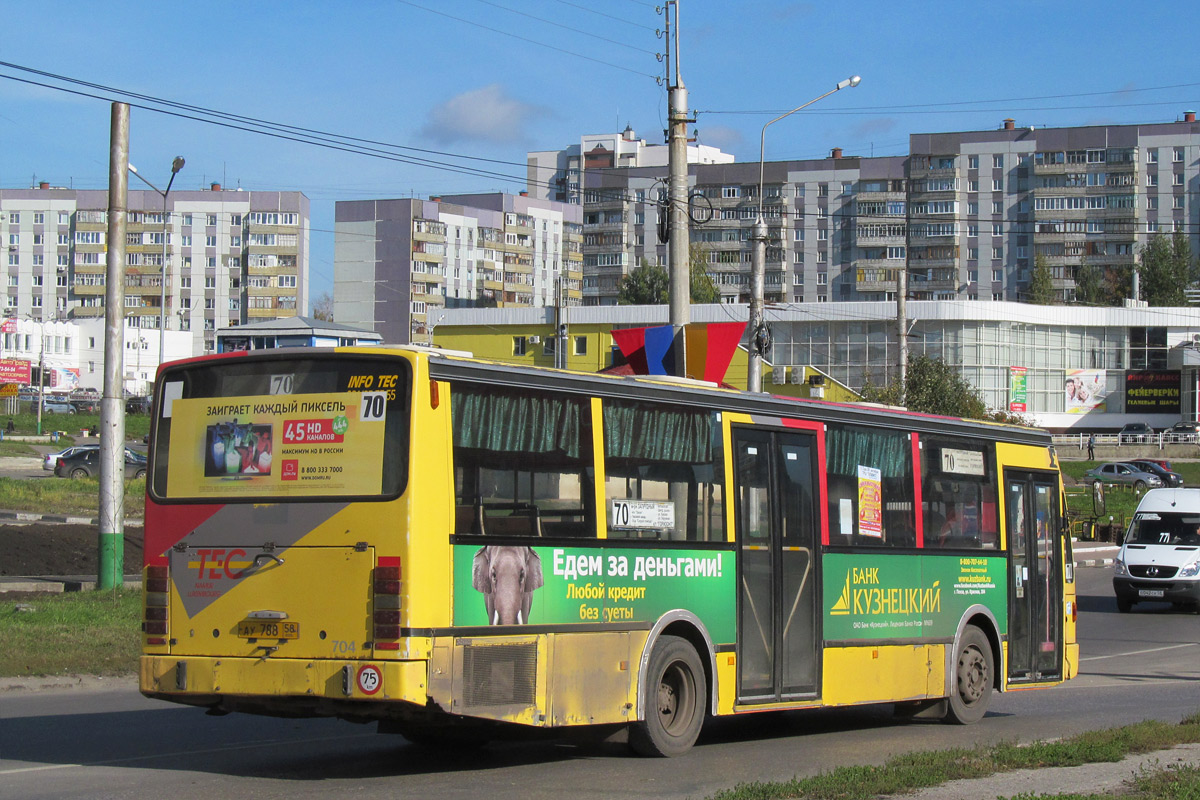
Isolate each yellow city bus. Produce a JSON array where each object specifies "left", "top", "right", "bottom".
[{"left": 140, "top": 346, "right": 1077, "bottom": 756}]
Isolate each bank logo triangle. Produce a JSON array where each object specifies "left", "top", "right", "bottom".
[{"left": 830, "top": 572, "right": 851, "bottom": 615}]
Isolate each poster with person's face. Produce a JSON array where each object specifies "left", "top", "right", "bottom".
[{"left": 1065, "top": 369, "right": 1107, "bottom": 413}]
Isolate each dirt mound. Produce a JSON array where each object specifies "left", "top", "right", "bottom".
[{"left": 0, "top": 524, "right": 144, "bottom": 577}]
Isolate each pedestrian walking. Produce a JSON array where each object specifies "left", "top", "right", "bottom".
[{"left": 1087, "top": 433, "right": 1095, "bottom": 461}]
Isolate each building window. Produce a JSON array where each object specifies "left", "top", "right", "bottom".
[
  {"left": 1173, "top": 147, "right": 1184, "bottom": 163},
  {"left": 968, "top": 224, "right": 979, "bottom": 237},
  {"left": 513, "top": 336, "right": 527, "bottom": 356},
  {"left": 1147, "top": 149, "right": 1158, "bottom": 164},
  {"left": 993, "top": 155, "right": 1004, "bottom": 169},
  {"left": 992, "top": 247, "right": 1003, "bottom": 260},
  {"left": 206, "top": 214, "right": 217, "bottom": 226},
  {"left": 968, "top": 247, "right": 979, "bottom": 260},
  {"left": 992, "top": 222, "right": 1003, "bottom": 235},
  {"left": 992, "top": 179, "right": 1003, "bottom": 192},
  {"left": 992, "top": 270, "right": 1003, "bottom": 282},
  {"left": 1147, "top": 196, "right": 1158, "bottom": 210},
  {"left": 1174, "top": 195, "right": 1185, "bottom": 209},
  {"left": 968, "top": 155, "right": 979, "bottom": 169},
  {"left": 968, "top": 179, "right": 979, "bottom": 192},
  {"left": 573, "top": 335, "right": 587, "bottom": 356},
  {"left": 967, "top": 202, "right": 978, "bottom": 215},
  {"left": 1147, "top": 173, "right": 1158, "bottom": 187},
  {"left": 991, "top": 201, "right": 1002, "bottom": 215},
  {"left": 1173, "top": 172, "right": 1184, "bottom": 186}
]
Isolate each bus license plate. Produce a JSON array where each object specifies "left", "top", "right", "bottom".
[
  {"left": 1138, "top": 589, "right": 1165, "bottom": 599},
  {"left": 237, "top": 620, "right": 300, "bottom": 639}
]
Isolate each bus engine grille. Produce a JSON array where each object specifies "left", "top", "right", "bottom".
[{"left": 462, "top": 642, "right": 537, "bottom": 708}]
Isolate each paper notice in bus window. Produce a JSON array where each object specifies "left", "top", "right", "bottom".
[
  {"left": 857, "top": 465, "right": 883, "bottom": 538},
  {"left": 610, "top": 499, "right": 676, "bottom": 530},
  {"left": 166, "top": 391, "right": 387, "bottom": 498},
  {"left": 941, "top": 448, "right": 985, "bottom": 476}
]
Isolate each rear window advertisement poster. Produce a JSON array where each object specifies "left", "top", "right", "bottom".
[
  {"left": 1065, "top": 369, "right": 1107, "bottom": 414},
  {"left": 857, "top": 465, "right": 883, "bottom": 538},
  {"left": 166, "top": 390, "right": 388, "bottom": 498}
]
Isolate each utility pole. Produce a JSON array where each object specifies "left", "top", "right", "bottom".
[
  {"left": 99, "top": 102, "right": 129, "bottom": 591},
  {"left": 665, "top": 0, "right": 692, "bottom": 378},
  {"left": 897, "top": 160, "right": 911, "bottom": 405}
]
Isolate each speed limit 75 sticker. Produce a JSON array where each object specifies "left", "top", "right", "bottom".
[{"left": 356, "top": 664, "right": 382, "bottom": 695}]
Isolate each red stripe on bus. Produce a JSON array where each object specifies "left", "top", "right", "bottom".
[
  {"left": 143, "top": 499, "right": 226, "bottom": 566},
  {"left": 911, "top": 433, "right": 925, "bottom": 548}
]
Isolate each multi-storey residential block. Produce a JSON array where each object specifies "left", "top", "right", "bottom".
[
  {"left": 0, "top": 182, "right": 309, "bottom": 357},
  {"left": 566, "top": 113, "right": 1200, "bottom": 307},
  {"left": 527, "top": 126, "right": 733, "bottom": 205},
  {"left": 334, "top": 193, "right": 583, "bottom": 344}
]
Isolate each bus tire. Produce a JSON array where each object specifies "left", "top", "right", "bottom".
[
  {"left": 629, "top": 635, "right": 706, "bottom": 757},
  {"left": 945, "top": 626, "right": 993, "bottom": 725}
]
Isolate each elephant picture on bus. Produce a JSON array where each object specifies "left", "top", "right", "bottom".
[{"left": 472, "top": 545, "right": 544, "bottom": 625}]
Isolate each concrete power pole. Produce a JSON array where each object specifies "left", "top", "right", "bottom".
[
  {"left": 98, "top": 103, "right": 129, "bottom": 590},
  {"left": 897, "top": 161, "right": 911, "bottom": 405},
  {"left": 666, "top": 0, "right": 692, "bottom": 378}
]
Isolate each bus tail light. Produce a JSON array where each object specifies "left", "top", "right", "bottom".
[
  {"left": 143, "top": 565, "right": 170, "bottom": 644},
  {"left": 373, "top": 561, "right": 403, "bottom": 650}
]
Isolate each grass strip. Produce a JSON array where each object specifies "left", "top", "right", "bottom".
[
  {"left": 0, "top": 588, "right": 140, "bottom": 676},
  {"left": 0, "top": 476, "right": 145, "bottom": 517},
  {"left": 707, "top": 714, "right": 1200, "bottom": 800}
]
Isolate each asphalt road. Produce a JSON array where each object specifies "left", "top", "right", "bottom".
[{"left": 2, "top": 567, "right": 1198, "bottom": 800}]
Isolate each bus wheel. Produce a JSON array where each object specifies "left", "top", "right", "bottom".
[
  {"left": 946, "top": 626, "right": 993, "bottom": 725},
  {"left": 629, "top": 635, "right": 706, "bottom": 757}
]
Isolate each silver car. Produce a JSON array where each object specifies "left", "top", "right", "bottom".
[{"left": 1085, "top": 462, "right": 1165, "bottom": 491}]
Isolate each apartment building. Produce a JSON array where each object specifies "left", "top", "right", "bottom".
[
  {"left": 333, "top": 193, "right": 583, "bottom": 344},
  {"left": 0, "top": 183, "right": 309, "bottom": 357},
  {"left": 527, "top": 125, "right": 733, "bottom": 205},
  {"left": 567, "top": 113, "right": 1200, "bottom": 307}
]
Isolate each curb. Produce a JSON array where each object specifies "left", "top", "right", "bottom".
[
  {"left": 1, "top": 577, "right": 140, "bottom": 593},
  {"left": 0, "top": 510, "right": 143, "bottom": 526}
]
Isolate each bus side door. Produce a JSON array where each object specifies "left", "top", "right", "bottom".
[
  {"left": 1004, "top": 470, "right": 1063, "bottom": 683},
  {"left": 733, "top": 426, "right": 821, "bottom": 703}
]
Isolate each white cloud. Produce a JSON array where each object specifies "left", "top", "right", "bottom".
[
  {"left": 420, "top": 84, "right": 545, "bottom": 145},
  {"left": 696, "top": 124, "right": 743, "bottom": 154}
]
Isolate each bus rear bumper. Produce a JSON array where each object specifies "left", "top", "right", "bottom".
[{"left": 140, "top": 655, "right": 430, "bottom": 719}]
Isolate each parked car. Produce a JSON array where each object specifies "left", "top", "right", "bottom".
[
  {"left": 1084, "top": 461, "right": 1164, "bottom": 491},
  {"left": 70, "top": 398, "right": 99, "bottom": 413},
  {"left": 41, "top": 397, "right": 76, "bottom": 415},
  {"left": 54, "top": 448, "right": 147, "bottom": 479},
  {"left": 1166, "top": 420, "right": 1200, "bottom": 442},
  {"left": 1118, "top": 422, "right": 1155, "bottom": 444},
  {"left": 125, "top": 396, "right": 152, "bottom": 414},
  {"left": 42, "top": 444, "right": 99, "bottom": 471},
  {"left": 1126, "top": 459, "right": 1184, "bottom": 487}
]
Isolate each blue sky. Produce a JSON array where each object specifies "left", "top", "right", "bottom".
[{"left": 2, "top": 0, "right": 1197, "bottom": 307}]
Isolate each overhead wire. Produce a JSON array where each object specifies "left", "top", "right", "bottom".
[
  {"left": 467, "top": 0, "right": 658, "bottom": 54},
  {"left": 392, "top": 0, "right": 658, "bottom": 79}
]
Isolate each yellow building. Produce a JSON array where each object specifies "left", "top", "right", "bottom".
[{"left": 431, "top": 305, "right": 860, "bottom": 402}]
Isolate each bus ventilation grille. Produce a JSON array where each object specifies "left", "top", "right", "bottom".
[{"left": 463, "top": 642, "right": 537, "bottom": 707}]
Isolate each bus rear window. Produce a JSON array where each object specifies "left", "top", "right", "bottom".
[{"left": 149, "top": 355, "right": 409, "bottom": 502}]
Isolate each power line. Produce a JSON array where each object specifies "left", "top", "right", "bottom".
[
  {"left": 548, "top": 0, "right": 658, "bottom": 30},
  {"left": 468, "top": 0, "right": 658, "bottom": 54},
  {"left": 392, "top": 0, "right": 658, "bottom": 79}
]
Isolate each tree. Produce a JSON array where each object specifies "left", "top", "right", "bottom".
[
  {"left": 311, "top": 291, "right": 334, "bottom": 321},
  {"left": 689, "top": 244, "right": 720, "bottom": 304},
  {"left": 618, "top": 259, "right": 669, "bottom": 304},
  {"left": 1072, "top": 256, "right": 1106, "bottom": 306},
  {"left": 617, "top": 248, "right": 721, "bottom": 305},
  {"left": 861, "top": 355, "right": 989, "bottom": 419},
  {"left": 1137, "top": 232, "right": 1195, "bottom": 306},
  {"left": 1028, "top": 254, "right": 1055, "bottom": 305}
]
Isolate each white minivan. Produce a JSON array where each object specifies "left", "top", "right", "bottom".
[{"left": 1113, "top": 488, "right": 1200, "bottom": 612}]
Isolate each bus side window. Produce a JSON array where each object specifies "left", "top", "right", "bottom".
[
  {"left": 602, "top": 400, "right": 724, "bottom": 542},
  {"left": 451, "top": 384, "right": 596, "bottom": 539}
]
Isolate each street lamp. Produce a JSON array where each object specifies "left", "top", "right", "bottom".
[
  {"left": 748, "top": 76, "right": 861, "bottom": 392},
  {"left": 128, "top": 156, "right": 185, "bottom": 360}
]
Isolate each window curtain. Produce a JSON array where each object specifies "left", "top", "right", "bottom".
[
  {"left": 452, "top": 387, "right": 581, "bottom": 458},
  {"left": 603, "top": 402, "right": 712, "bottom": 464},
  {"left": 826, "top": 425, "right": 908, "bottom": 478}
]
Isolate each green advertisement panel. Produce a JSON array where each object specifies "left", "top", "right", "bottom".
[
  {"left": 822, "top": 552, "right": 1007, "bottom": 640},
  {"left": 453, "top": 544, "right": 736, "bottom": 643}
]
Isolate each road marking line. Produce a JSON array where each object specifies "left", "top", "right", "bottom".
[{"left": 1080, "top": 643, "right": 1200, "bottom": 662}]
